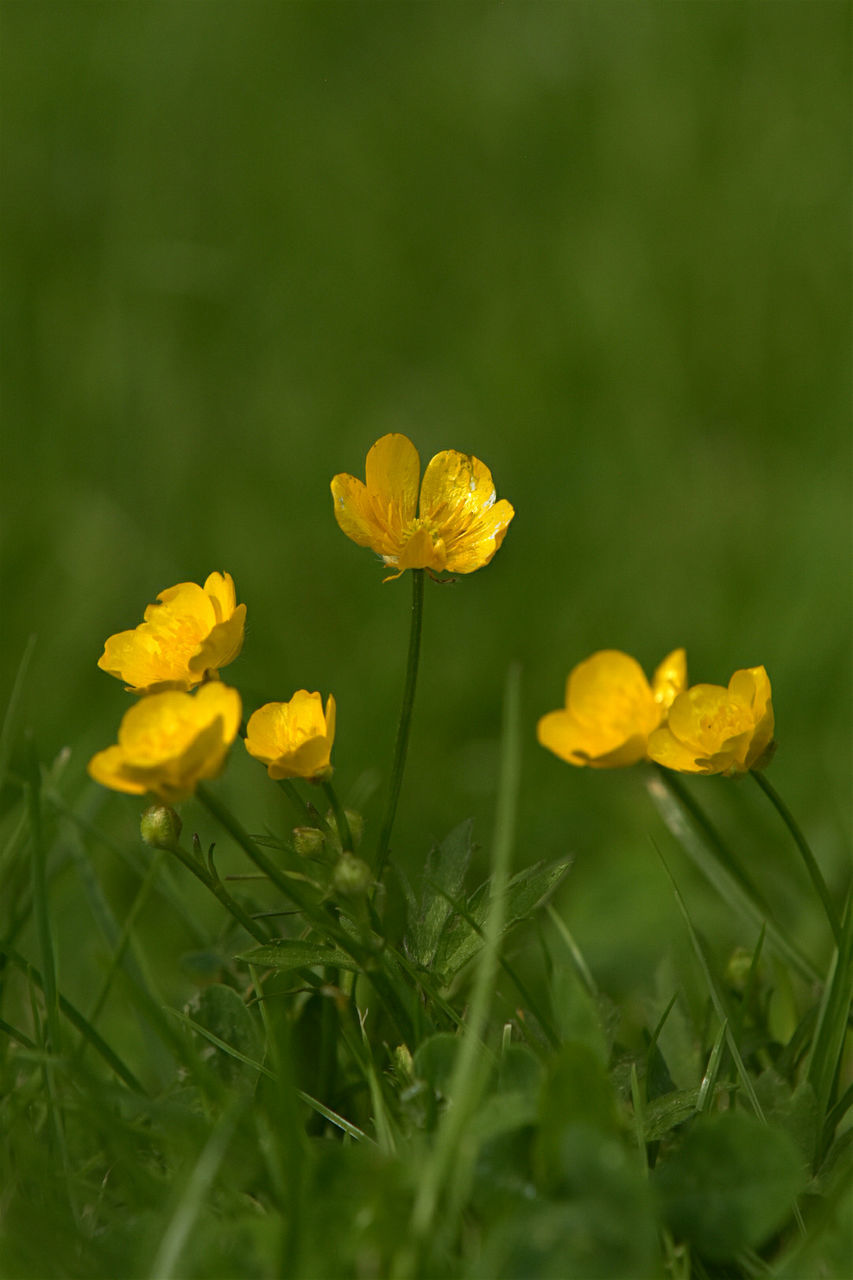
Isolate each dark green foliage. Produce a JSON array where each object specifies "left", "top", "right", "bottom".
[{"left": 654, "top": 1111, "right": 808, "bottom": 1262}]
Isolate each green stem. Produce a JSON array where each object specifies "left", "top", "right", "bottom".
[
  {"left": 375, "top": 568, "right": 425, "bottom": 883},
  {"left": 322, "top": 781, "right": 353, "bottom": 852},
  {"left": 750, "top": 770, "right": 843, "bottom": 950},
  {"left": 167, "top": 841, "right": 270, "bottom": 945},
  {"left": 654, "top": 766, "right": 769, "bottom": 910},
  {"left": 277, "top": 778, "right": 315, "bottom": 827}
]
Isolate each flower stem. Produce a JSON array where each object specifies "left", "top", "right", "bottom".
[
  {"left": 322, "top": 781, "right": 353, "bottom": 852},
  {"left": 750, "top": 770, "right": 843, "bottom": 950},
  {"left": 167, "top": 841, "right": 269, "bottom": 945},
  {"left": 277, "top": 778, "right": 315, "bottom": 826},
  {"left": 374, "top": 568, "right": 425, "bottom": 883}
]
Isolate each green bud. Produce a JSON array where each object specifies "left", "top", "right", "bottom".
[
  {"left": 332, "top": 853, "right": 372, "bottom": 898},
  {"left": 292, "top": 826, "right": 325, "bottom": 858},
  {"left": 393, "top": 1043, "right": 415, "bottom": 1084},
  {"left": 140, "top": 803, "right": 182, "bottom": 850},
  {"left": 725, "top": 946, "right": 755, "bottom": 994}
]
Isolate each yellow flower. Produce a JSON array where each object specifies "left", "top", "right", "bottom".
[
  {"left": 537, "top": 648, "right": 687, "bottom": 768},
  {"left": 87, "top": 683, "right": 242, "bottom": 801},
  {"left": 331, "top": 433, "right": 514, "bottom": 579},
  {"left": 647, "top": 666, "right": 774, "bottom": 775},
  {"left": 244, "top": 691, "right": 336, "bottom": 781},
  {"left": 98, "top": 572, "right": 246, "bottom": 694}
]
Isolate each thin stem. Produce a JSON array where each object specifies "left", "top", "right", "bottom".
[
  {"left": 653, "top": 766, "right": 769, "bottom": 909},
  {"left": 322, "top": 781, "right": 353, "bottom": 852},
  {"left": 167, "top": 842, "right": 269, "bottom": 945},
  {"left": 375, "top": 568, "right": 425, "bottom": 884},
  {"left": 751, "top": 770, "right": 843, "bottom": 950},
  {"left": 277, "top": 778, "right": 315, "bottom": 827}
]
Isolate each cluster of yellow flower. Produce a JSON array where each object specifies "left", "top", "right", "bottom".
[
  {"left": 88, "top": 572, "right": 335, "bottom": 801},
  {"left": 88, "top": 431, "right": 774, "bottom": 807},
  {"left": 537, "top": 649, "right": 774, "bottom": 775},
  {"left": 88, "top": 433, "right": 516, "bottom": 803}
]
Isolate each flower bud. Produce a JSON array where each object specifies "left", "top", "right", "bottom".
[
  {"left": 292, "top": 826, "right": 325, "bottom": 858},
  {"left": 332, "top": 852, "right": 372, "bottom": 898},
  {"left": 140, "top": 803, "right": 183, "bottom": 850},
  {"left": 393, "top": 1043, "right": 415, "bottom": 1084},
  {"left": 725, "top": 946, "right": 755, "bottom": 994}
]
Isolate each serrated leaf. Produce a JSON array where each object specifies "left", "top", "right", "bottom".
[
  {"left": 407, "top": 820, "right": 475, "bottom": 967},
  {"left": 435, "top": 858, "right": 571, "bottom": 981},
  {"left": 189, "top": 984, "right": 263, "bottom": 1085},
  {"left": 236, "top": 939, "right": 361, "bottom": 974}
]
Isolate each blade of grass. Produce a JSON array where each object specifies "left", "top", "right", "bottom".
[
  {"left": 751, "top": 770, "right": 844, "bottom": 950},
  {"left": 431, "top": 881, "right": 560, "bottom": 1049},
  {"left": 545, "top": 903, "right": 599, "bottom": 997},
  {"left": 1, "top": 946, "right": 146, "bottom": 1094},
  {"left": 0, "top": 635, "right": 36, "bottom": 787},
  {"left": 647, "top": 770, "right": 820, "bottom": 984},
  {"left": 167, "top": 1007, "right": 372, "bottom": 1142},
  {"left": 804, "top": 892, "right": 853, "bottom": 1165},
  {"left": 148, "top": 1100, "right": 244, "bottom": 1280},
  {"left": 696, "top": 1018, "right": 728, "bottom": 1113},
  {"left": 654, "top": 842, "right": 765, "bottom": 1121},
  {"left": 405, "top": 664, "right": 522, "bottom": 1270}
]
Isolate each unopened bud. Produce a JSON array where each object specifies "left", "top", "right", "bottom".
[
  {"left": 725, "top": 946, "right": 755, "bottom": 994},
  {"left": 292, "top": 826, "right": 325, "bottom": 858},
  {"left": 140, "top": 803, "right": 182, "bottom": 850},
  {"left": 332, "top": 853, "right": 372, "bottom": 898},
  {"left": 393, "top": 1044, "right": 415, "bottom": 1084}
]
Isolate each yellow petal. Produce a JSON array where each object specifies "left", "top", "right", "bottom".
[
  {"left": 728, "top": 666, "right": 774, "bottom": 768},
  {"left": 652, "top": 648, "right": 687, "bottom": 711},
  {"left": 568, "top": 651, "right": 658, "bottom": 738},
  {"left": 666, "top": 684, "right": 751, "bottom": 758},
  {"left": 331, "top": 473, "right": 396, "bottom": 554},
  {"left": 87, "top": 745, "right": 150, "bottom": 795},
  {"left": 443, "top": 499, "right": 515, "bottom": 574},
  {"left": 146, "top": 582, "right": 216, "bottom": 632},
  {"left": 396, "top": 526, "right": 446, "bottom": 572},
  {"left": 536, "top": 708, "right": 645, "bottom": 767},
  {"left": 203, "top": 571, "right": 237, "bottom": 623},
  {"left": 647, "top": 724, "right": 707, "bottom": 772},
  {"left": 188, "top": 604, "right": 247, "bottom": 676},
  {"left": 245, "top": 691, "right": 335, "bottom": 780},
  {"left": 365, "top": 434, "right": 421, "bottom": 524},
  {"left": 419, "top": 450, "right": 496, "bottom": 524}
]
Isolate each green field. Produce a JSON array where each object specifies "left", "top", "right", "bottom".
[{"left": 2, "top": 4, "right": 851, "bottom": 1277}]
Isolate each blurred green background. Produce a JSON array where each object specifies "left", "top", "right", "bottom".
[{"left": 3, "top": 3, "right": 850, "bottom": 994}]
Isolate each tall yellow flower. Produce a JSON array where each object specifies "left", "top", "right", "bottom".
[
  {"left": 87, "top": 683, "right": 242, "bottom": 801},
  {"left": 331, "top": 433, "right": 514, "bottom": 579},
  {"left": 537, "top": 649, "right": 687, "bottom": 768},
  {"left": 647, "top": 666, "right": 774, "bottom": 775},
  {"left": 244, "top": 691, "right": 336, "bottom": 781},
  {"left": 98, "top": 572, "right": 246, "bottom": 694}
]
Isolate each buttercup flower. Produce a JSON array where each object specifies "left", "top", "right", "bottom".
[
  {"left": 647, "top": 666, "right": 774, "bottom": 775},
  {"left": 87, "top": 683, "right": 242, "bottom": 801},
  {"left": 244, "top": 691, "right": 336, "bottom": 781},
  {"left": 331, "top": 433, "right": 514, "bottom": 579},
  {"left": 98, "top": 572, "right": 246, "bottom": 694},
  {"left": 537, "top": 648, "right": 687, "bottom": 768}
]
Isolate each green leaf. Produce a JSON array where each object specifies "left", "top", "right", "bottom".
[
  {"left": 434, "top": 858, "right": 571, "bottom": 982},
  {"left": 407, "top": 819, "right": 475, "bottom": 967},
  {"left": 189, "top": 983, "right": 264, "bottom": 1085},
  {"left": 654, "top": 1111, "right": 807, "bottom": 1261},
  {"left": 477, "top": 1128, "right": 659, "bottom": 1278},
  {"left": 535, "top": 1042, "right": 622, "bottom": 1194},
  {"left": 236, "top": 939, "right": 362, "bottom": 974}
]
